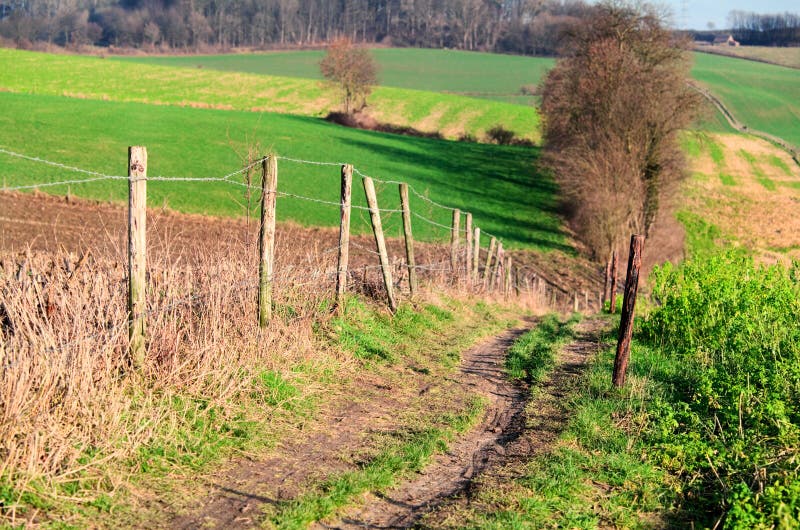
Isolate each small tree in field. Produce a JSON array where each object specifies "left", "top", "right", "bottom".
[{"left": 320, "top": 37, "right": 378, "bottom": 114}]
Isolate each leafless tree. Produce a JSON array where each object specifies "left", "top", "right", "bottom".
[
  {"left": 541, "top": 1, "right": 699, "bottom": 272},
  {"left": 320, "top": 37, "right": 378, "bottom": 114}
]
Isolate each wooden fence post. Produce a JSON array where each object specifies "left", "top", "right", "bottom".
[
  {"left": 573, "top": 292, "right": 579, "bottom": 312},
  {"left": 465, "top": 213, "right": 473, "bottom": 286},
  {"left": 128, "top": 146, "right": 147, "bottom": 368},
  {"left": 515, "top": 267, "right": 521, "bottom": 297},
  {"left": 363, "top": 177, "right": 397, "bottom": 312},
  {"left": 612, "top": 235, "right": 645, "bottom": 388},
  {"left": 504, "top": 256, "right": 512, "bottom": 299},
  {"left": 609, "top": 250, "right": 619, "bottom": 314},
  {"left": 483, "top": 236, "right": 496, "bottom": 286},
  {"left": 490, "top": 242, "right": 503, "bottom": 291},
  {"left": 450, "top": 209, "right": 460, "bottom": 281},
  {"left": 335, "top": 164, "right": 353, "bottom": 310},
  {"left": 258, "top": 155, "right": 278, "bottom": 328},
  {"left": 472, "top": 227, "right": 480, "bottom": 285},
  {"left": 399, "top": 183, "right": 418, "bottom": 297}
]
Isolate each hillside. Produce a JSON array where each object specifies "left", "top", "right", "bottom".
[
  {"left": 0, "top": 48, "right": 541, "bottom": 143},
  {"left": 116, "top": 48, "right": 555, "bottom": 106}
]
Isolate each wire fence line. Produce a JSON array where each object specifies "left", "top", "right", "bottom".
[{"left": 1, "top": 145, "right": 587, "bottom": 360}]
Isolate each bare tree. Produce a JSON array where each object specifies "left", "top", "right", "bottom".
[
  {"left": 540, "top": 1, "right": 699, "bottom": 270},
  {"left": 320, "top": 37, "right": 378, "bottom": 114}
]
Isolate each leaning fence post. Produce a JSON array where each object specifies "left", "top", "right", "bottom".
[
  {"left": 363, "top": 177, "right": 397, "bottom": 312},
  {"left": 335, "top": 164, "right": 353, "bottom": 310},
  {"left": 483, "top": 236, "right": 497, "bottom": 286},
  {"left": 465, "top": 213, "right": 473, "bottom": 286},
  {"left": 612, "top": 235, "right": 645, "bottom": 388},
  {"left": 450, "top": 209, "right": 461, "bottom": 282},
  {"left": 399, "top": 183, "right": 418, "bottom": 297},
  {"left": 128, "top": 146, "right": 147, "bottom": 368},
  {"left": 258, "top": 155, "right": 278, "bottom": 328},
  {"left": 609, "top": 250, "right": 619, "bottom": 314},
  {"left": 472, "top": 227, "right": 480, "bottom": 285}
]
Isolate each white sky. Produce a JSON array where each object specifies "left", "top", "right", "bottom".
[{"left": 658, "top": 0, "right": 799, "bottom": 30}]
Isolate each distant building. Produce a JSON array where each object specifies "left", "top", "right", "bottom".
[{"left": 713, "top": 35, "right": 740, "bottom": 47}]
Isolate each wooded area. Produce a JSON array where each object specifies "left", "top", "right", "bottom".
[
  {"left": 0, "top": 0, "right": 590, "bottom": 54},
  {"left": 729, "top": 11, "right": 800, "bottom": 46}
]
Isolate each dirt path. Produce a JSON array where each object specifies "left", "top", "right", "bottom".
[
  {"left": 422, "top": 317, "right": 606, "bottom": 528},
  {"left": 321, "top": 322, "right": 535, "bottom": 529},
  {"left": 326, "top": 317, "right": 605, "bottom": 529},
  {"left": 168, "top": 322, "right": 535, "bottom": 529}
]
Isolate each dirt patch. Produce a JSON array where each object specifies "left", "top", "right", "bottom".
[{"left": 166, "top": 323, "right": 535, "bottom": 529}]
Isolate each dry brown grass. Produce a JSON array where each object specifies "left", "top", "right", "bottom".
[
  {"left": 0, "top": 211, "right": 563, "bottom": 525},
  {"left": 683, "top": 132, "right": 800, "bottom": 261}
]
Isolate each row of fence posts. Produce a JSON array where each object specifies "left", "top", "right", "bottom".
[
  {"left": 125, "top": 146, "right": 643, "bottom": 388},
  {"left": 124, "top": 146, "right": 551, "bottom": 367}
]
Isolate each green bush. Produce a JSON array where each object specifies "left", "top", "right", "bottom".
[{"left": 641, "top": 252, "right": 800, "bottom": 527}]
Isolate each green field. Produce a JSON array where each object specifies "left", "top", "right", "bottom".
[
  {"left": 696, "top": 46, "right": 800, "bottom": 69},
  {"left": 118, "top": 48, "right": 800, "bottom": 146},
  {"left": 0, "top": 92, "right": 565, "bottom": 250},
  {"left": 691, "top": 53, "right": 800, "bottom": 146},
  {"left": 0, "top": 49, "right": 541, "bottom": 143},
  {"left": 117, "top": 48, "right": 555, "bottom": 105}
]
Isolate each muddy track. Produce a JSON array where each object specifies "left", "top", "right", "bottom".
[
  {"left": 321, "top": 321, "right": 536, "bottom": 529},
  {"left": 325, "top": 317, "right": 605, "bottom": 529},
  {"left": 168, "top": 322, "right": 535, "bottom": 529}
]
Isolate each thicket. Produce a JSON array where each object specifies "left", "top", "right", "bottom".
[
  {"left": 641, "top": 252, "right": 800, "bottom": 527},
  {"left": 540, "top": 2, "right": 699, "bottom": 267}
]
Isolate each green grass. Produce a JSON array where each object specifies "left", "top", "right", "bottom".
[
  {"left": 505, "top": 314, "right": 578, "bottom": 382},
  {"left": 691, "top": 53, "right": 800, "bottom": 147},
  {"left": 719, "top": 173, "right": 737, "bottom": 186},
  {"left": 265, "top": 397, "right": 486, "bottom": 529},
  {"left": 764, "top": 154, "right": 793, "bottom": 176},
  {"left": 0, "top": 48, "right": 542, "bottom": 142},
  {"left": 0, "top": 92, "right": 565, "bottom": 250},
  {"left": 116, "top": 48, "right": 556, "bottom": 106}
]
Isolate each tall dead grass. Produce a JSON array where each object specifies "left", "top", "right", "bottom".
[{"left": 0, "top": 222, "right": 551, "bottom": 523}]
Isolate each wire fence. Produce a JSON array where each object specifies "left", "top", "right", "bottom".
[{"left": 0, "top": 145, "right": 588, "bottom": 358}]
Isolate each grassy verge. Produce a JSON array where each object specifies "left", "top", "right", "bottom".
[
  {"left": 428, "top": 252, "right": 800, "bottom": 529},
  {"left": 505, "top": 313, "right": 579, "bottom": 382}
]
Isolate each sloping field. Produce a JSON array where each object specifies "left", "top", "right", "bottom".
[
  {"left": 0, "top": 92, "right": 565, "bottom": 250},
  {"left": 680, "top": 131, "right": 800, "bottom": 260},
  {"left": 0, "top": 48, "right": 540, "bottom": 142},
  {"left": 117, "top": 48, "right": 555, "bottom": 106},
  {"left": 691, "top": 53, "right": 800, "bottom": 147},
  {"left": 696, "top": 46, "right": 800, "bottom": 69}
]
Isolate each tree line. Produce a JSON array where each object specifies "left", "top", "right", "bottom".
[
  {"left": 729, "top": 10, "right": 800, "bottom": 47},
  {"left": 0, "top": 0, "right": 591, "bottom": 54}
]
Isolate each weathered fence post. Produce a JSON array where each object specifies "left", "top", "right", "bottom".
[
  {"left": 609, "top": 250, "right": 619, "bottom": 313},
  {"left": 450, "top": 209, "right": 461, "bottom": 282},
  {"left": 465, "top": 213, "right": 473, "bottom": 286},
  {"left": 472, "top": 227, "right": 480, "bottom": 285},
  {"left": 573, "top": 292, "right": 579, "bottom": 312},
  {"left": 128, "top": 146, "right": 147, "bottom": 368},
  {"left": 491, "top": 242, "right": 503, "bottom": 291},
  {"left": 363, "top": 177, "right": 397, "bottom": 312},
  {"left": 612, "top": 235, "right": 645, "bottom": 388},
  {"left": 258, "top": 155, "right": 278, "bottom": 328},
  {"left": 504, "top": 256, "right": 512, "bottom": 299},
  {"left": 335, "top": 164, "right": 353, "bottom": 310},
  {"left": 515, "top": 267, "right": 521, "bottom": 297},
  {"left": 398, "top": 183, "right": 417, "bottom": 297},
  {"left": 483, "top": 236, "right": 497, "bottom": 286}
]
